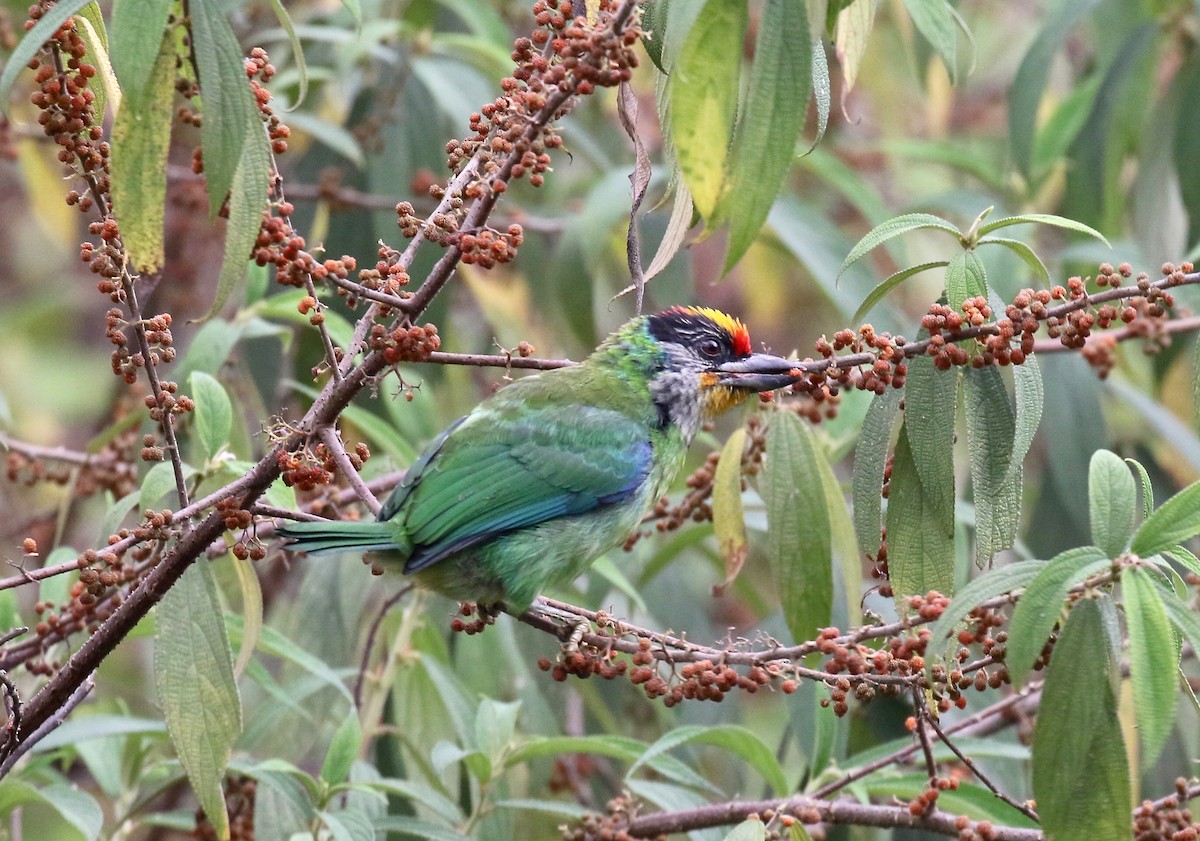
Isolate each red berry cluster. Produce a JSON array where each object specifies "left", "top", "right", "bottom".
[
  {"left": 107, "top": 309, "right": 176, "bottom": 383},
  {"left": 369, "top": 322, "right": 442, "bottom": 364},
  {"left": 953, "top": 815, "right": 1003, "bottom": 841},
  {"left": 1133, "top": 781, "right": 1200, "bottom": 841},
  {"left": 276, "top": 448, "right": 333, "bottom": 491},
  {"left": 812, "top": 325, "right": 908, "bottom": 394},
  {"left": 245, "top": 48, "right": 290, "bottom": 155},
  {"left": 142, "top": 380, "right": 193, "bottom": 423},
  {"left": 562, "top": 793, "right": 662, "bottom": 841}
]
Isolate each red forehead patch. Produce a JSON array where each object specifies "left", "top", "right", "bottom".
[{"left": 683, "top": 307, "right": 752, "bottom": 357}]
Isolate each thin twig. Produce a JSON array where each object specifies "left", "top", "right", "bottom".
[
  {"left": 0, "top": 672, "right": 94, "bottom": 778},
  {"left": 353, "top": 584, "right": 413, "bottom": 711},
  {"left": 911, "top": 686, "right": 939, "bottom": 788},
  {"left": 924, "top": 708, "right": 1039, "bottom": 822},
  {"left": 318, "top": 427, "right": 381, "bottom": 515}
]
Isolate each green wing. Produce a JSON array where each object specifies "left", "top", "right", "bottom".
[{"left": 379, "top": 397, "right": 652, "bottom": 574}]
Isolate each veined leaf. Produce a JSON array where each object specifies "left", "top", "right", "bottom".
[
  {"left": 852, "top": 387, "right": 902, "bottom": 561},
  {"left": 901, "top": 354, "right": 957, "bottom": 533},
  {"left": 73, "top": 5, "right": 117, "bottom": 123},
  {"left": 975, "top": 213, "right": 1110, "bottom": 247},
  {"left": 976, "top": 236, "right": 1050, "bottom": 284},
  {"left": 808, "top": 29, "right": 830, "bottom": 150},
  {"left": 1123, "top": 568, "right": 1179, "bottom": 767},
  {"left": 109, "top": 0, "right": 172, "bottom": 106},
  {"left": 191, "top": 0, "right": 259, "bottom": 216},
  {"left": 886, "top": 422, "right": 955, "bottom": 598},
  {"left": 1126, "top": 457, "right": 1154, "bottom": 524},
  {"left": 945, "top": 251, "right": 988, "bottom": 326},
  {"left": 963, "top": 366, "right": 1019, "bottom": 566},
  {"left": 1007, "top": 355, "right": 1043, "bottom": 485},
  {"left": 1032, "top": 598, "right": 1130, "bottom": 841},
  {"left": 1006, "top": 546, "right": 1110, "bottom": 684},
  {"left": 837, "top": 213, "right": 960, "bottom": 280},
  {"left": 1131, "top": 478, "right": 1200, "bottom": 557},
  {"left": 505, "top": 735, "right": 716, "bottom": 794},
  {"left": 719, "top": 0, "right": 811, "bottom": 272},
  {"left": 761, "top": 412, "right": 833, "bottom": 643},
  {"left": 852, "top": 261, "right": 949, "bottom": 323},
  {"left": 668, "top": 0, "right": 746, "bottom": 219},
  {"left": 1088, "top": 449, "right": 1136, "bottom": 557},
  {"left": 156, "top": 561, "right": 242, "bottom": 841}
]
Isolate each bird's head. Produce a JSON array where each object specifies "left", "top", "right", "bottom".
[{"left": 638, "top": 306, "right": 798, "bottom": 438}]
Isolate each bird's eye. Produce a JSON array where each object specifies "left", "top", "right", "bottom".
[{"left": 699, "top": 337, "right": 723, "bottom": 357}]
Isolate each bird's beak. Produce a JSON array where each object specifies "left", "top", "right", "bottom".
[{"left": 715, "top": 353, "right": 801, "bottom": 393}]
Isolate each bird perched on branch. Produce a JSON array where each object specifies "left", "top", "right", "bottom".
[{"left": 278, "top": 306, "right": 797, "bottom": 611}]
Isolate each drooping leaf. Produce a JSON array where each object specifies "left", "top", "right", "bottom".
[
  {"left": 73, "top": 5, "right": 116, "bottom": 123},
  {"left": 668, "top": 0, "right": 746, "bottom": 218},
  {"left": 761, "top": 411, "right": 833, "bottom": 643},
  {"left": 109, "top": 0, "right": 172, "bottom": 106},
  {"left": 902, "top": 0, "right": 957, "bottom": 82},
  {"left": 976, "top": 236, "right": 1050, "bottom": 284},
  {"left": 1006, "top": 355, "right": 1043, "bottom": 485},
  {"left": 1088, "top": 449, "right": 1136, "bottom": 558},
  {"left": 156, "top": 561, "right": 243, "bottom": 841},
  {"left": 1006, "top": 546, "right": 1110, "bottom": 684},
  {"left": 1123, "top": 567, "right": 1179, "bottom": 768},
  {"left": 963, "top": 365, "right": 1019, "bottom": 566},
  {"left": 1032, "top": 598, "right": 1130, "bottom": 841},
  {"left": 886, "top": 422, "right": 955, "bottom": 599},
  {"left": 719, "top": 0, "right": 811, "bottom": 272},
  {"left": 975, "top": 213, "right": 1109, "bottom": 247},
  {"left": 833, "top": 0, "right": 876, "bottom": 109},
  {"left": 190, "top": 0, "right": 260, "bottom": 215},
  {"left": 851, "top": 386, "right": 903, "bottom": 559},
  {"left": 900, "top": 354, "right": 957, "bottom": 532},
  {"left": 711, "top": 427, "right": 749, "bottom": 595}
]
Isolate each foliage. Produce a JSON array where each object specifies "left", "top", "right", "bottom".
[{"left": 0, "top": 0, "right": 1199, "bottom": 839}]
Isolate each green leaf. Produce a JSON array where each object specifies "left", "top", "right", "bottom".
[
  {"left": 887, "top": 422, "right": 955, "bottom": 598},
  {"left": 505, "top": 735, "right": 716, "bottom": 794},
  {"left": 30, "top": 714, "right": 166, "bottom": 754},
  {"left": 371, "top": 817, "right": 472, "bottom": 841},
  {"left": 1032, "top": 598, "right": 1130, "bottom": 841},
  {"left": 0, "top": 781, "right": 103, "bottom": 841},
  {"left": 963, "top": 366, "right": 1020, "bottom": 566},
  {"left": 808, "top": 26, "right": 830, "bottom": 150},
  {"left": 320, "top": 712, "right": 362, "bottom": 786},
  {"left": 109, "top": 0, "right": 172, "bottom": 106},
  {"left": 668, "top": 0, "right": 746, "bottom": 218},
  {"left": 263, "top": 0, "right": 308, "bottom": 107},
  {"left": 975, "top": 213, "right": 1110, "bottom": 247},
  {"left": 625, "top": 725, "right": 789, "bottom": 797},
  {"left": 139, "top": 460, "right": 196, "bottom": 512},
  {"left": 864, "top": 776, "right": 1037, "bottom": 827},
  {"left": 1127, "top": 457, "right": 1154, "bottom": 523},
  {"left": 1006, "top": 546, "right": 1110, "bottom": 684},
  {"left": 226, "top": 615, "right": 353, "bottom": 703},
  {"left": 365, "top": 778, "right": 462, "bottom": 823},
  {"left": 474, "top": 698, "right": 521, "bottom": 774},
  {"left": 1007, "top": 0, "right": 1102, "bottom": 178},
  {"left": 1007, "top": 355, "right": 1043, "bottom": 485},
  {"left": 976, "top": 236, "right": 1050, "bottom": 284},
  {"left": 761, "top": 411, "right": 833, "bottom": 643},
  {"left": 110, "top": 28, "right": 175, "bottom": 274},
  {"left": 1123, "top": 567, "right": 1179, "bottom": 767},
  {"left": 722, "top": 819, "right": 766, "bottom": 841},
  {"left": 852, "top": 387, "right": 902, "bottom": 559},
  {"left": 902, "top": 0, "right": 956, "bottom": 82},
  {"left": 837, "top": 213, "right": 960, "bottom": 280},
  {"left": 73, "top": 4, "right": 115, "bottom": 124},
  {"left": 852, "top": 261, "right": 949, "bottom": 323},
  {"left": 1132, "top": 478, "right": 1200, "bottom": 557},
  {"left": 198, "top": 122, "right": 271, "bottom": 322},
  {"left": 190, "top": 371, "right": 234, "bottom": 462},
  {"left": 191, "top": 0, "right": 259, "bottom": 216},
  {"left": 321, "top": 808, "right": 375, "bottom": 841},
  {"left": 0, "top": 0, "right": 95, "bottom": 109},
  {"left": 156, "top": 561, "right": 243, "bottom": 841},
  {"left": 901, "top": 354, "right": 957, "bottom": 532},
  {"left": 945, "top": 251, "right": 988, "bottom": 316},
  {"left": 1089, "top": 450, "right": 1136, "bottom": 557},
  {"left": 711, "top": 427, "right": 748, "bottom": 594},
  {"left": 926, "top": 560, "right": 1045, "bottom": 657},
  {"left": 719, "top": 0, "right": 811, "bottom": 272}
]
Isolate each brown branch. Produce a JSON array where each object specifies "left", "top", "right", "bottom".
[
  {"left": 423, "top": 351, "right": 574, "bottom": 370},
  {"left": 0, "top": 435, "right": 93, "bottom": 466},
  {"left": 318, "top": 427, "right": 380, "bottom": 515},
  {"left": 925, "top": 708, "right": 1039, "bottom": 822}
]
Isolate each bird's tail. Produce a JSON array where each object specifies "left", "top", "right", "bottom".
[{"left": 276, "top": 520, "right": 405, "bottom": 555}]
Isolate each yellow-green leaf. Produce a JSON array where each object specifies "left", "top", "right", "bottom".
[
  {"left": 668, "top": 0, "right": 746, "bottom": 218},
  {"left": 711, "top": 427, "right": 748, "bottom": 595}
]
